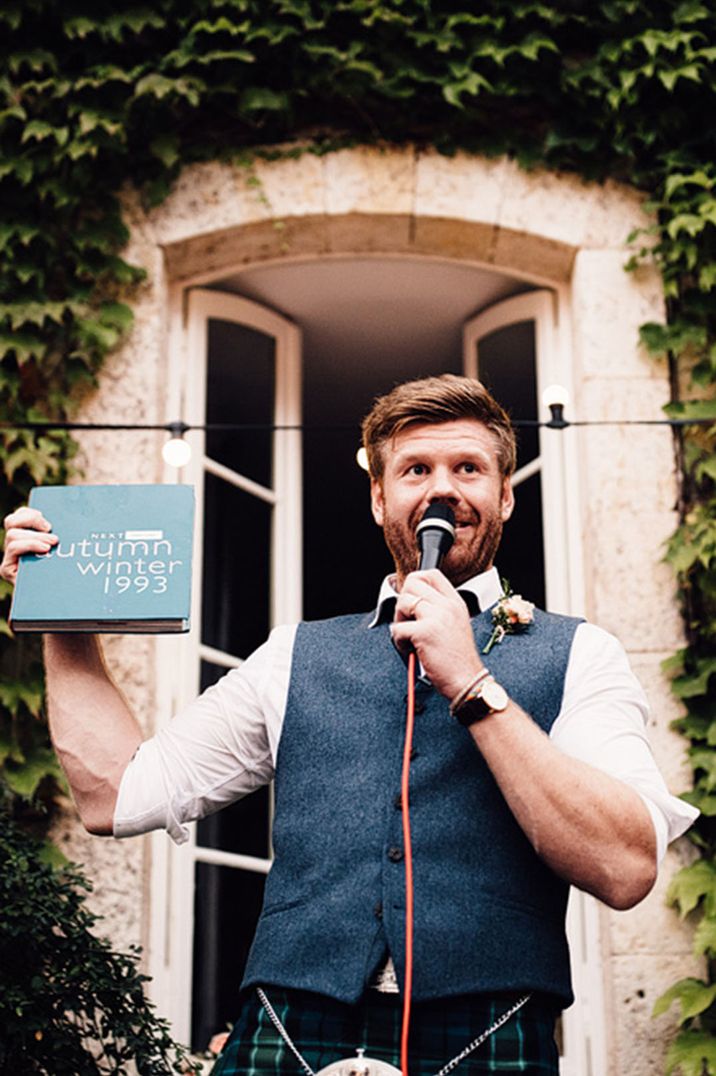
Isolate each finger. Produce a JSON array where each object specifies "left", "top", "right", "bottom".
[
  {"left": 404, "top": 568, "right": 457, "bottom": 597},
  {"left": 390, "top": 619, "right": 418, "bottom": 656},
  {"left": 3, "top": 507, "right": 53, "bottom": 533},
  {"left": 395, "top": 582, "right": 436, "bottom": 622},
  {"left": 0, "top": 530, "right": 58, "bottom": 584},
  {"left": 396, "top": 570, "right": 465, "bottom": 624},
  {"left": 5, "top": 531, "right": 58, "bottom": 555}
]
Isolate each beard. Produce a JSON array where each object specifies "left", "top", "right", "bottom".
[{"left": 383, "top": 505, "right": 505, "bottom": 588}]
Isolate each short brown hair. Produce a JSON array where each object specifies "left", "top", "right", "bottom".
[{"left": 361, "top": 374, "right": 516, "bottom": 480}]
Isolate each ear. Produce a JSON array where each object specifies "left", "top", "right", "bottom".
[
  {"left": 500, "top": 478, "right": 515, "bottom": 522},
  {"left": 370, "top": 478, "right": 385, "bottom": 527}
]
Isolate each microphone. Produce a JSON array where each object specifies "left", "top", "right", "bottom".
[{"left": 416, "top": 504, "right": 456, "bottom": 571}]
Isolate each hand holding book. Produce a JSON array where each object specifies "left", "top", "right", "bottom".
[
  {"left": 1, "top": 506, "right": 58, "bottom": 584},
  {"left": 4, "top": 485, "right": 194, "bottom": 634}
]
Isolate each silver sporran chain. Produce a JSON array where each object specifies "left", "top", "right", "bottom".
[{"left": 256, "top": 987, "right": 531, "bottom": 1076}]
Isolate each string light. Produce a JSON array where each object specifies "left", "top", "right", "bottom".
[
  {"left": 161, "top": 421, "right": 192, "bottom": 468},
  {"left": 0, "top": 409, "right": 711, "bottom": 482},
  {"left": 542, "top": 384, "right": 570, "bottom": 429},
  {"left": 1, "top": 415, "right": 711, "bottom": 434}
]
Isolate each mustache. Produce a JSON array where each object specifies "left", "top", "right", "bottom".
[{"left": 410, "top": 509, "right": 477, "bottom": 534}]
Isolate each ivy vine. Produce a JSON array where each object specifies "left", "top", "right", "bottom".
[{"left": 0, "top": 1, "right": 715, "bottom": 1070}]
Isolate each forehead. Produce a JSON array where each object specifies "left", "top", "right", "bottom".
[{"left": 385, "top": 419, "right": 501, "bottom": 466}]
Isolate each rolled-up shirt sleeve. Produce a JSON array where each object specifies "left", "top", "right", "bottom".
[
  {"left": 113, "top": 623, "right": 296, "bottom": 844},
  {"left": 550, "top": 622, "right": 699, "bottom": 863}
]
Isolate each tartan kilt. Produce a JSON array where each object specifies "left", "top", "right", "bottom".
[{"left": 210, "top": 987, "right": 559, "bottom": 1075}]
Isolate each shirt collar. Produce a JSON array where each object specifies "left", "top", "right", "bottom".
[{"left": 369, "top": 566, "right": 503, "bottom": 627}]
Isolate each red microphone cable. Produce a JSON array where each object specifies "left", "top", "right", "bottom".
[
  {"left": 399, "top": 504, "right": 455, "bottom": 1076},
  {"left": 400, "top": 649, "right": 417, "bottom": 1076}
]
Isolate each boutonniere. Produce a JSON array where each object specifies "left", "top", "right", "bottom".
[{"left": 483, "top": 586, "right": 535, "bottom": 654}]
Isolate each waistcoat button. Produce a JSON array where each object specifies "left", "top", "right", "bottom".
[
  {"left": 388, "top": 846, "right": 404, "bottom": 862},
  {"left": 374, "top": 901, "right": 383, "bottom": 920}
]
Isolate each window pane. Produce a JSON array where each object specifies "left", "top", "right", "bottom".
[
  {"left": 200, "top": 659, "right": 230, "bottom": 693},
  {"left": 477, "top": 321, "right": 539, "bottom": 469},
  {"left": 206, "top": 318, "right": 275, "bottom": 487},
  {"left": 201, "top": 474, "right": 270, "bottom": 658},
  {"left": 191, "top": 864, "right": 266, "bottom": 1052},
  {"left": 497, "top": 471, "right": 545, "bottom": 609},
  {"left": 196, "top": 785, "right": 271, "bottom": 859}
]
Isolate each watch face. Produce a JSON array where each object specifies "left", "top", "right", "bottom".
[
  {"left": 455, "top": 677, "right": 508, "bottom": 725},
  {"left": 480, "top": 679, "right": 508, "bottom": 712}
]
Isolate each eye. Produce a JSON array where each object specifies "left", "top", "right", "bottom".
[
  {"left": 459, "top": 461, "right": 478, "bottom": 474},
  {"left": 409, "top": 463, "right": 428, "bottom": 476}
]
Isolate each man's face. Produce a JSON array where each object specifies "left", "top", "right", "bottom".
[{"left": 370, "top": 419, "right": 515, "bottom": 588}]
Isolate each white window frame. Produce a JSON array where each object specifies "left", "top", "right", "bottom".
[
  {"left": 464, "top": 289, "right": 605, "bottom": 1076},
  {"left": 148, "top": 288, "right": 302, "bottom": 1044}
]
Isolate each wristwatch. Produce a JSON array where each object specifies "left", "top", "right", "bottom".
[{"left": 453, "top": 675, "right": 509, "bottom": 726}]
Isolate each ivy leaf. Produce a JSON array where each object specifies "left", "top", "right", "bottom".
[
  {"left": 515, "top": 32, "right": 560, "bottom": 62},
  {"left": 664, "top": 171, "right": 714, "bottom": 200},
  {"left": 21, "top": 120, "right": 69, "bottom": 146},
  {"left": 659, "top": 64, "right": 704, "bottom": 92},
  {"left": 134, "top": 73, "right": 204, "bottom": 106},
  {"left": 103, "top": 9, "right": 165, "bottom": 41},
  {"left": 673, "top": 658, "right": 716, "bottom": 699},
  {"left": 0, "top": 331, "right": 44, "bottom": 364},
  {"left": 666, "top": 860, "right": 716, "bottom": 918},
  {"left": 75, "top": 318, "right": 120, "bottom": 353},
  {"left": 443, "top": 69, "right": 492, "bottom": 107},
  {"left": 698, "top": 264, "right": 716, "bottom": 291},
  {"left": 149, "top": 133, "right": 180, "bottom": 168},
  {"left": 98, "top": 302, "right": 134, "bottom": 332},
  {"left": 693, "top": 914, "right": 716, "bottom": 957},
  {"left": 0, "top": 725, "right": 25, "bottom": 766},
  {"left": 77, "top": 111, "right": 124, "bottom": 139},
  {"left": 192, "top": 48, "right": 255, "bottom": 66},
  {"left": 239, "top": 87, "right": 290, "bottom": 112},
  {"left": 8, "top": 49, "right": 57, "bottom": 76},
  {"left": 653, "top": 978, "right": 716, "bottom": 1024},
  {"left": 667, "top": 212, "right": 708, "bottom": 239},
  {"left": 639, "top": 320, "right": 707, "bottom": 356},
  {"left": 665, "top": 1027, "right": 716, "bottom": 1076},
  {"left": 4, "top": 746, "right": 62, "bottom": 800},
  {"left": 64, "top": 16, "right": 98, "bottom": 40},
  {"left": 690, "top": 747, "right": 716, "bottom": 786},
  {"left": 188, "top": 16, "right": 251, "bottom": 37}
]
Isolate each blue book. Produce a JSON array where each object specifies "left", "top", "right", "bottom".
[{"left": 10, "top": 484, "right": 195, "bottom": 633}]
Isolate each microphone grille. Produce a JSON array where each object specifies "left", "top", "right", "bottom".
[{"left": 417, "top": 503, "right": 456, "bottom": 530}]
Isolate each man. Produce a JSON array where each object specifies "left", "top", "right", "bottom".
[{"left": 1, "top": 375, "right": 697, "bottom": 1074}]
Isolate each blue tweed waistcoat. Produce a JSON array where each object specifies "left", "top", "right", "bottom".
[{"left": 241, "top": 606, "right": 582, "bottom": 1008}]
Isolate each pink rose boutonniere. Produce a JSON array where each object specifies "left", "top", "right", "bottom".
[{"left": 483, "top": 590, "right": 535, "bottom": 654}]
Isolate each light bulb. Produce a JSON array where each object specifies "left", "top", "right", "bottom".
[
  {"left": 356, "top": 447, "right": 369, "bottom": 472},
  {"left": 541, "top": 384, "right": 569, "bottom": 409},
  {"left": 541, "top": 384, "right": 570, "bottom": 429},
  {"left": 162, "top": 435, "right": 192, "bottom": 468}
]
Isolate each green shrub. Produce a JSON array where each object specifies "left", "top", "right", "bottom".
[{"left": 0, "top": 811, "right": 199, "bottom": 1075}]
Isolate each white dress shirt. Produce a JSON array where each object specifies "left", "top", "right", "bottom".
[{"left": 114, "top": 567, "right": 698, "bottom": 861}]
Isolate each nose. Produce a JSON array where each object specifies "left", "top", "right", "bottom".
[{"left": 426, "top": 466, "right": 460, "bottom": 504}]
